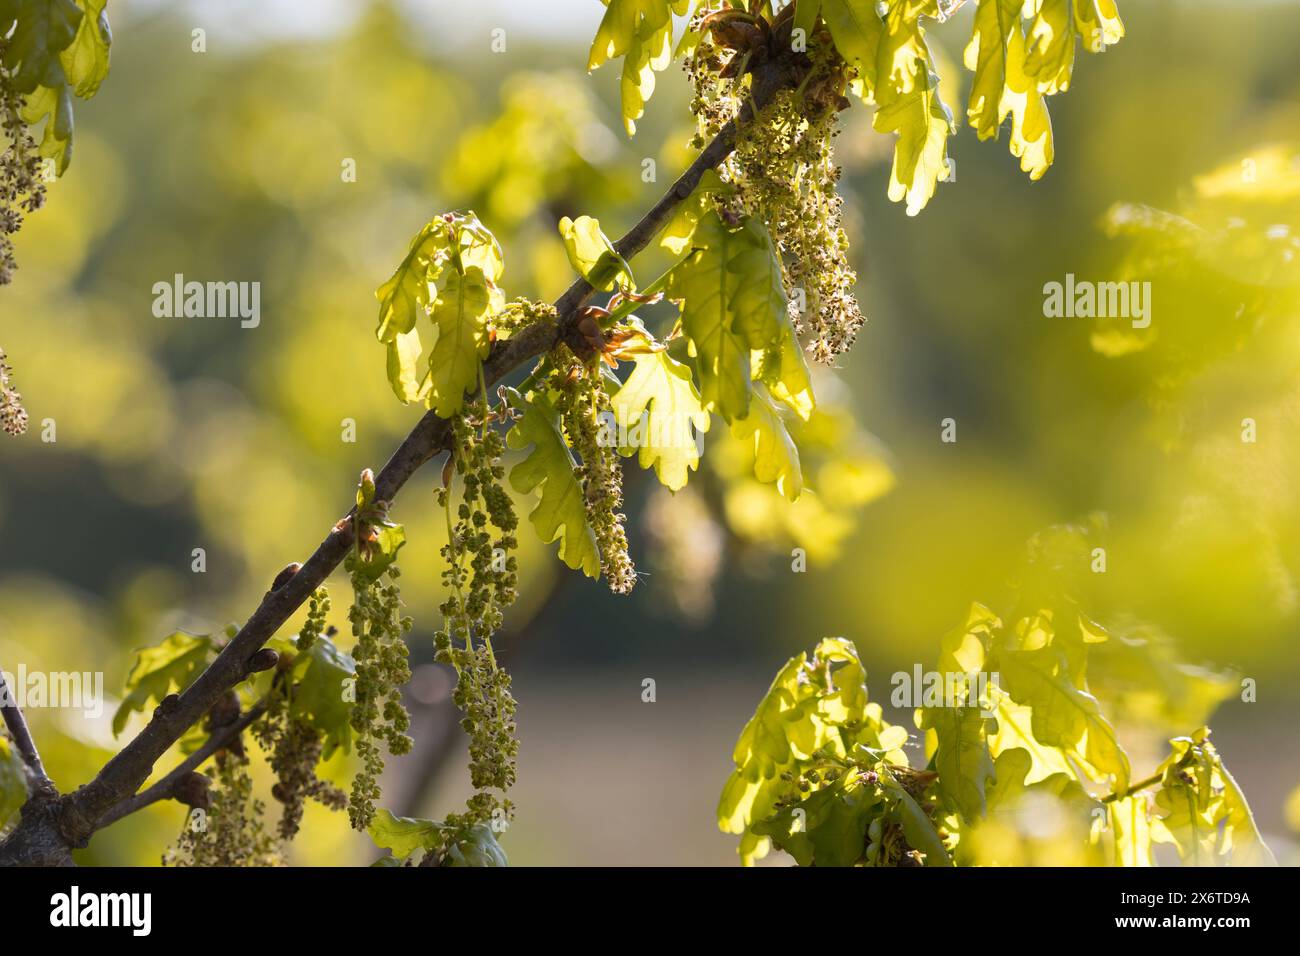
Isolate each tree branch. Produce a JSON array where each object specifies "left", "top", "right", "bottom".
[
  {"left": 2, "top": 52, "right": 805, "bottom": 863},
  {"left": 94, "top": 699, "right": 270, "bottom": 830},
  {"left": 0, "top": 665, "right": 55, "bottom": 797}
]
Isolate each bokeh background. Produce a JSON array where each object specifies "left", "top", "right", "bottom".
[{"left": 2, "top": 0, "right": 1299, "bottom": 865}]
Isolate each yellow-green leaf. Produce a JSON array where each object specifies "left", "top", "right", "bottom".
[
  {"left": 998, "top": 642, "right": 1131, "bottom": 791},
  {"left": 558, "top": 214, "right": 632, "bottom": 291},
  {"left": 610, "top": 349, "right": 710, "bottom": 492},
  {"left": 505, "top": 388, "right": 601, "bottom": 578},
  {"left": 820, "top": 0, "right": 883, "bottom": 99},
  {"left": 965, "top": 1, "right": 1055, "bottom": 180},
  {"left": 754, "top": 320, "right": 815, "bottom": 422},
  {"left": 588, "top": 0, "right": 691, "bottom": 135},
  {"left": 112, "top": 631, "right": 216, "bottom": 736},
  {"left": 367, "top": 808, "right": 441, "bottom": 861},
  {"left": 59, "top": 0, "right": 110, "bottom": 98},
  {"left": 920, "top": 705, "right": 996, "bottom": 823},
  {"left": 426, "top": 264, "right": 493, "bottom": 417},
  {"left": 731, "top": 388, "right": 802, "bottom": 502}
]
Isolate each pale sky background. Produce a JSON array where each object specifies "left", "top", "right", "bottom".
[{"left": 120, "top": 0, "right": 603, "bottom": 46}]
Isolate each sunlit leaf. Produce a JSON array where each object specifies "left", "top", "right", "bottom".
[
  {"left": 505, "top": 387, "right": 601, "bottom": 578},
  {"left": 112, "top": 631, "right": 217, "bottom": 736},
  {"left": 609, "top": 348, "right": 710, "bottom": 492}
]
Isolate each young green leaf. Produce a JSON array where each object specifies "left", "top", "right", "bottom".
[
  {"left": 1106, "top": 794, "right": 1154, "bottom": 867},
  {"left": 558, "top": 214, "right": 633, "bottom": 291},
  {"left": 718, "top": 637, "right": 907, "bottom": 865},
  {"left": 753, "top": 772, "right": 882, "bottom": 867},
  {"left": 112, "top": 631, "right": 217, "bottom": 736},
  {"left": 920, "top": 706, "right": 996, "bottom": 824},
  {"left": 425, "top": 265, "right": 494, "bottom": 418},
  {"left": 505, "top": 387, "right": 601, "bottom": 578},
  {"left": 820, "top": 0, "right": 883, "bottom": 99},
  {"left": 667, "top": 212, "right": 788, "bottom": 422},
  {"left": 366, "top": 807, "right": 441, "bottom": 861},
  {"left": 881, "top": 767, "right": 953, "bottom": 866},
  {"left": 872, "top": 3, "right": 954, "bottom": 215},
  {"left": 609, "top": 349, "right": 710, "bottom": 492},
  {"left": 1150, "top": 728, "right": 1276, "bottom": 866},
  {"left": 873, "top": 65, "right": 953, "bottom": 216},
  {"left": 965, "top": 0, "right": 1054, "bottom": 180},
  {"left": 59, "top": 0, "right": 110, "bottom": 98},
  {"left": 730, "top": 388, "right": 802, "bottom": 502},
  {"left": 998, "top": 639, "right": 1132, "bottom": 792},
  {"left": 375, "top": 213, "right": 504, "bottom": 414},
  {"left": 1, "top": 0, "right": 80, "bottom": 94},
  {"left": 667, "top": 221, "right": 754, "bottom": 423},
  {"left": 754, "top": 321, "right": 815, "bottom": 422},
  {"left": 1023, "top": 0, "right": 1075, "bottom": 93},
  {"left": 288, "top": 632, "right": 356, "bottom": 758},
  {"left": 3, "top": 0, "right": 112, "bottom": 173},
  {"left": 587, "top": 0, "right": 692, "bottom": 135},
  {"left": 444, "top": 823, "right": 509, "bottom": 867}
]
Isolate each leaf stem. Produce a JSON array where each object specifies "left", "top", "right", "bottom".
[{"left": 1101, "top": 771, "right": 1164, "bottom": 804}]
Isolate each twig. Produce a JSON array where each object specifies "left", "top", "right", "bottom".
[
  {"left": 0, "top": 665, "right": 54, "bottom": 796},
  {"left": 1100, "top": 772, "right": 1164, "bottom": 805}
]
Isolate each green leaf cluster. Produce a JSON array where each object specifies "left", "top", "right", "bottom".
[
  {"left": 374, "top": 212, "right": 505, "bottom": 416},
  {"left": 587, "top": 0, "right": 695, "bottom": 135},
  {"left": 721, "top": 521, "right": 1272, "bottom": 868},
  {"left": 367, "top": 808, "right": 508, "bottom": 867},
  {"left": 717, "top": 636, "right": 910, "bottom": 864},
  {"left": 1, "top": 0, "right": 112, "bottom": 173}
]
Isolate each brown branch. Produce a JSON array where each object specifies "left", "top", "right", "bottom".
[
  {"left": 0, "top": 665, "right": 55, "bottom": 797},
  {"left": 4, "top": 52, "right": 806, "bottom": 861},
  {"left": 94, "top": 699, "right": 270, "bottom": 830}
]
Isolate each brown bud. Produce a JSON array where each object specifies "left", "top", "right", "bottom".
[
  {"left": 567, "top": 311, "right": 606, "bottom": 360},
  {"left": 247, "top": 648, "right": 279, "bottom": 673},
  {"left": 153, "top": 693, "right": 180, "bottom": 718},
  {"left": 709, "top": 19, "right": 762, "bottom": 53},
  {"left": 172, "top": 771, "right": 211, "bottom": 811},
  {"left": 271, "top": 562, "right": 301, "bottom": 591}
]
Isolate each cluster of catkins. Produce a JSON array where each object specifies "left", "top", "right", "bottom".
[
  {"left": 254, "top": 711, "right": 348, "bottom": 842},
  {"left": 729, "top": 87, "right": 862, "bottom": 362},
  {"left": 0, "top": 348, "right": 27, "bottom": 436},
  {"left": 1, "top": 48, "right": 46, "bottom": 288},
  {"left": 435, "top": 396, "right": 520, "bottom": 826},
  {"left": 164, "top": 753, "right": 282, "bottom": 867},
  {"left": 553, "top": 357, "right": 636, "bottom": 594},
  {"left": 436, "top": 398, "right": 520, "bottom": 642},
  {"left": 494, "top": 296, "right": 558, "bottom": 338},
  {"left": 250, "top": 588, "right": 348, "bottom": 841},
  {"left": 345, "top": 557, "right": 413, "bottom": 830},
  {"left": 686, "top": 10, "right": 863, "bottom": 363}
]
